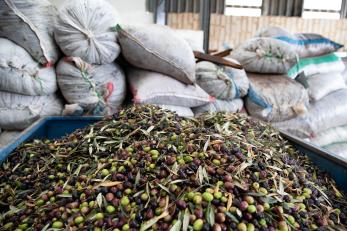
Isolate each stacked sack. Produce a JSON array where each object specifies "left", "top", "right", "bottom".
[
  {"left": 116, "top": 24, "right": 213, "bottom": 117},
  {"left": 0, "top": 0, "right": 63, "bottom": 141},
  {"left": 256, "top": 27, "right": 347, "bottom": 159},
  {"left": 230, "top": 34, "right": 310, "bottom": 123},
  {"left": 193, "top": 59, "right": 249, "bottom": 115},
  {"left": 55, "top": 0, "right": 126, "bottom": 116}
]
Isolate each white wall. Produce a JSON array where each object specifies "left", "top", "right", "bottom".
[{"left": 50, "top": 0, "right": 154, "bottom": 24}]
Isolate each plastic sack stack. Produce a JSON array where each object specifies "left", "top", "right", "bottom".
[
  {"left": 253, "top": 26, "right": 347, "bottom": 158},
  {"left": 118, "top": 24, "right": 206, "bottom": 117},
  {"left": 193, "top": 59, "right": 249, "bottom": 115},
  {"left": 0, "top": 0, "right": 63, "bottom": 144},
  {"left": 55, "top": 0, "right": 126, "bottom": 116}
]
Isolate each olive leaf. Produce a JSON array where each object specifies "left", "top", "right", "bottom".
[
  {"left": 135, "top": 171, "right": 141, "bottom": 187},
  {"left": 197, "top": 166, "right": 204, "bottom": 185},
  {"left": 225, "top": 211, "right": 239, "bottom": 223},
  {"left": 205, "top": 203, "right": 215, "bottom": 226},
  {"left": 182, "top": 209, "right": 190, "bottom": 231},
  {"left": 93, "top": 181, "right": 122, "bottom": 189},
  {"left": 169, "top": 220, "right": 182, "bottom": 231},
  {"left": 140, "top": 210, "right": 169, "bottom": 231},
  {"left": 202, "top": 167, "right": 209, "bottom": 183},
  {"left": 96, "top": 193, "right": 103, "bottom": 208},
  {"left": 203, "top": 136, "right": 210, "bottom": 152}
]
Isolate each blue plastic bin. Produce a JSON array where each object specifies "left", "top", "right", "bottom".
[{"left": 0, "top": 116, "right": 346, "bottom": 192}]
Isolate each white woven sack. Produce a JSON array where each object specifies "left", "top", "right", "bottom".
[
  {"left": 246, "top": 73, "right": 309, "bottom": 122},
  {"left": 56, "top": 57, "right": 126, "bottom": 115},
  {"left": 55, "top": 0, "right": 121, "bottom": 64},
  {"left": 128, "top": 68, "right": 212, "bottom": 108},
  {"left": 311, "top": 125, "right": 347, "bottom": 147},
  {"left": 274, "top": 89, "right": 347, "bottom": 138},
  {"left": 0, "top": 38, "right": 57, "bottom": 96},
  {"left": 0, "top": 92, "right": 63, "bottom": 130},
  {"left": 230, "top": 37, "right": 298, "bottom": 74},
  {"left": 196, "top": 59, "right": 249, "bottom": 100},
  {"left": 299, "top": 73, "right": 347, "bottom": 102},
  {"left": 193, "top": 99, "right": 243, "bottom": 116},
  {"left": 0, "top": 0, "right": 60, "bottom": 65},
  {"left": 117, "top": 24, "right": 196, "bottom": 84}
]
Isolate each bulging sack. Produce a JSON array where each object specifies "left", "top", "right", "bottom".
[
  {"left": 55, "top": 0, "right": 121, "bottom": 64},
  {"left": 256, "top": 26, "right": 343, "bottom": 58},
  {"left": 56, "top": 57, "right": 126, "bottom": 115},
  {"left": 272, "top": 117, "right": 312, "bottom": 138},
  {"left": 287, "top": 53, "right": 345, "bottom": 79},
  {"left": 117, "top": 24, "right": 196, "bottom": 84},
  {"left": 0, "top": 0, "right": 60, "bottom": 65},
  {"left": 196, "top": 59, "right": 249, "bottom": 100},
  {"left": 274, "top": 89, "right": 347, "bottom": 138},
  {"left": 0, "top": 92, "right": 63, "bottom": 130},
  {"left": 128, "top": 68, "right": 212, "bottom": 108},
  {"left": 246, "top": 73, "right": 309, "bottom": 122},
  {"left": 193, "top": 99, "right": 244, "bottom": 116},
  {"left": 230, "top": 37, "right": 298, "bottom": 74},
  {"left": 311, "top": 125, "right": 347, "bottom": 147},
  {"left": 0, "top": 38, "right": 57, "bottom": 96},
  {"left": 297, "top": 73, "right": 346, "bottom": 102}
]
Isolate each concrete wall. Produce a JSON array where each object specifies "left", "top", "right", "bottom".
[{"left": 50, "top": 0, "right": 153, "bottom": 24}]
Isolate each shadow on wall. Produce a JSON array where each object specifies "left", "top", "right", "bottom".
[{"left": 49, "top": 0, "right": 154, "bottom": 24}]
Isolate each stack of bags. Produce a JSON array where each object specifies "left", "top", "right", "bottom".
[
  {"left": 230, "top": 34, "right": 310, "bottom": 123},
  {"left": 0, "top": 0, "right": 63, "bottom": 143},
  {"left": 55, "top": 0, "right": 126, "bottom": 116},
  {"left": 116, "top": 24, "right": 212, "bottom": 117},
  {"left": 248, "top": 26, "right": 347, "bottom": 159},
  {"left": 193, "top": 59, "right": 249, "bottom": 115}
]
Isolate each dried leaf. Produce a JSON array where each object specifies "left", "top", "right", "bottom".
[
  {"left": 169, "top": 179, "right": 187, "bottom": 184},
  {"left": 182, "top": 209, "right": 190, "bottom": 231},
  {"left": 140, "top": 210, "right": 169, "bottom": 231},
  {"left": 146, "top": 125, "right": 155, "bottom": 134},
  {"left": 57, "top": 194, "right": 72, "bottom": 198},
  {"left": 197, "top": 166, "right": 204, "bottom": 185},
  {"left": 203, "top": 136, "right": 210, "bottom": 152},
  {"left": 96, "top": 193, "right": 103, "bottom": 208},
  {"left": 169, "top": 220, "right": 182, "bottom": 231},
  {"left": 135, "top": 171, "right": 141, "bottom": 187},
  {"left": 225, "top": 211, "right": 239, "bottom": 223},
  {"left": 172, "top": 162, "right": 179, "bottom": 174},
  {"left": 157, "top": 183, "right": 172, "bottom": 196},
  {"left": 205, "top": 203, "right": 215, "bottom": 226},
  {"left": 226, "top": 193, "right": 233, "bottom": 212},
  {"left": 202, "top": 167, "right": 209, "bottom": 183},
  {"left": 41, "top": 223, "right": 50, "bottom": 231},
  {"left": 311, "top": 184, "right": 332, "bottom": 206},
  {"left": 93, "top": 181, "right": 122, "bottom": 189}
]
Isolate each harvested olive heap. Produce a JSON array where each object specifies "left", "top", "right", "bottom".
[{"left": 0, "top": 105, "right": 346, "bottom": 231}]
